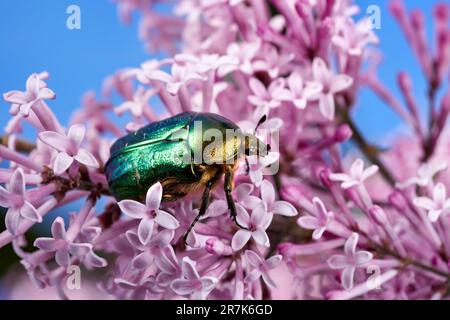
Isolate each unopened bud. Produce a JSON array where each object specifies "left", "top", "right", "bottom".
[
  {"left": 389, "top": 190, "right": 407, "bottom": 211},
  {"left": 206, "top": 238, "right": 232, "bottom": 256},
  {"left": 333, "top": 124, "right": 353, "bottom": 142}
]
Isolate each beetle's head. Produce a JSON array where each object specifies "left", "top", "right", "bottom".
[{"left": 243, "top": 134, "right": 270, "bottom": 158}]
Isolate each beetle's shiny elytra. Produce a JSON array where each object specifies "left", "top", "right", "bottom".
[{"left": 105, "top": 112, "right": 269, "bottom": 242}]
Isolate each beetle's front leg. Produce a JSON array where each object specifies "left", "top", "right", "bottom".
[
  {"left": 225, "top": 165, "right": 247, "bottom": 229},
  {"left": 183, "top": 177, "right": 215, "bottom": 245}
]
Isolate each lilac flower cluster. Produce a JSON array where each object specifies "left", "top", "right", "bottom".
[{"left": 1, "top": 0, "right": 450, "bottom": 300}]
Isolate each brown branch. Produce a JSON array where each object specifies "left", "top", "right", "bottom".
[
  {"left": 0, "top": 135, "right": 36, "bottom": 153},
  {"left": 338, "top": 108, "right": 396, "bottom": 187}
]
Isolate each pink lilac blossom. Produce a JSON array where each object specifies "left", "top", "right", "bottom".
[{"left": 1, "top": 0, "right": 450, "bottom": 301}]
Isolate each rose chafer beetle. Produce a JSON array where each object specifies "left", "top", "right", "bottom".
[{"left": 105, "top": 112, "right": 269, "bottom": 242}]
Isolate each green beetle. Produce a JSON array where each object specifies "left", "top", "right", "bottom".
[{"left": 105, "top": 112, "right": 269, "bottom": 241}]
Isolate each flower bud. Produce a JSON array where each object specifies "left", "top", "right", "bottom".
[
  {"left": 333, "top": 124, "right": 353, "bottom": 143},
  {"left": 206, "top": 238, "right": 232, "bottom": 256},
  {"left": 317, "top": 168, "right": 333, "bottom": 189},
  {"left": 388, "top": 190, "right": 408, "bottom": 211}
]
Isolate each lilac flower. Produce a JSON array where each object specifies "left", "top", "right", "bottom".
[
  {"left": 397, "top": 160, "right": 448, "bottom": 188},
  {"left": 207, "top": 183, "right": 261, "bottom": 217},
  {"left": 414, "top": 183, "right": 450, "bottom": 222},
  {"left": 252, "top": 45, "right": 294, "bottom": 78},
  {"left": 327, "top": 233, "right": 373, "bottom": 290},
  {"left": 170, "top": 257, "right": 217, "bottom": 300},
  {"left": 147, "top": 63, "right": 205, "bottom": 95},
  {"left": 3, "top": 73, "right": 55, "bottom": 117},
  {"left": 244, "top": 250, "right": 282, "bottom": 288},
  {"left": 175, "top": 53, "right": 239, "bottom": 77},
  {"left": 0, "top": 168, "right": 42, "bottom": 235},
  {"left": 231, "top": 204, "right": 272, "bottom": 251},
  {"left": 38, "top": 124, "right": 99, "bottom": 175},
  {"left": 115, "top": 86, "right": 155, "bottom": 118},
  {"left": 34, "top": 217, "right": 94, "bottom": 267},
  {"left": 260, "top": 180, "right": 297, "bottom": 217},
  {"left": 118, "top": 182, "right": 180, "bottom": 245},
  {"left": 298, "top": 197, "right": 334, "bottom": 240},
  {"left": 329, "top": 158, "right": 378, "bottom": 189},
  {"left": 248, "top": 77, "right": 286, "bottom": 112},
  {"left": 245, "top": 152, "right": 279, "bottom": 187},
  {"left": 126, "top": 229, "right": 174, "bottom": 270},
  {"left": 226, "top": 42, "right": 260, "bottom": 75},
  {"left": 311, "top": 57, "right": 353, "bottom": 119},
  {"left": 278, "top": 71, "right": 323, "bottom": 110},
  {"left": 156, "top": 246, "right": 181, "bottom": 287}
]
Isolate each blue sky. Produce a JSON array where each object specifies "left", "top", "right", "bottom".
[{"left": 0, "top": 0, "right": 444, "bottom": 141}]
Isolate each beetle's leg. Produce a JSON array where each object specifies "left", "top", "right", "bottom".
[
  {"left": 225, "top": 165, "right": 247, "bottom": 229},
  {"left": 183, "top": 177, "right": 215, "bottom": 245}
]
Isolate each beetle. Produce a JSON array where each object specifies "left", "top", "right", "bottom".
[{"left": 105, "top": 111, "right": 269, "bottom": 242}]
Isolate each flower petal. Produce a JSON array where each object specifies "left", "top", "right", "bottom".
[
  {"left": 207, "top": 200, "right": 228, "bottom": 217},
  {"left": 273, "top": 201, "right": 297, "bottom": 216},
  {"left": 245, "top": 250, "right": 263, "bottom": 267},
  {"left": 434, "top": 183, "right": 447, "bottom": 204},
  {"left": 201, "top": 277, "right": 217, "bottom": 293},
  {"left": 10, "top": 168, "right": 25, "bottom": 197},
  {"left": 260, "top": 180, "right": 275, "bottom": 206},
  {"left": 68, "top": 124, "right": 86, "bottom": 148},
  {"left": 171, "top": 279, "right": 196, "bottom": 295},
  {"left": 413, "top": 197, "right": 435, "bottom": 211},
  {"left": 68, "top": 243, "right": 92, "bottom": 256},
  {"left": 344, "top": 233, "right": 359, "bottom": 257},
  {"left": 138, "top": 218, "right": 154, "bottom": 245},
  {"left": 51, "top": 217, "right": 66, "bottom": 240},
  {"left": 341, "top": 266, "right": 356, "bottom": 290},
  {"left": 261, "top": 272, "right": 277, "bottom": 288},
  {"left": 252, "top": 229, "right": 270, "bottom": 247},
  {"left": 236, "top": 204, "right": 250, "bottom": 228},
  {"left": 38, "top": 131, "right": 67, "bottom": 152},
  {"left": 155, "top": 210, "right": 180, "bottom": 230},
  {"left": 350, "top": 159, "right": 364, "bottom": 179},
  {"left": 146, "top": 182, "right": 163, "bottom": 210},
  {"left": 118, "top": 200, "right": 147, "bottom": 219},
  {"left": 5, "top": 209, "right": 20, "bottom": 235},
  {"left": 38, "top": 87, "right": 56, "bottom": 100},
  {"left": 330, "top": 75, "right": 353, "bottom": 93},
  {"left": 234, "top": 183, "right": 253, "bottom": 202},
  {"left": 34, "top": 238, "right": 60, "bottom": 251},
  {"left": 20, "top": 201, "right": 42, "bottom": 223},
  {"left": 231, "top": 230, "right": 252, "bottom": 251},
  {"left": 312, "top": 58, "right": 329, "bottom": 83},
  {"left": 319, "top": 93, "right": 335, "bottom": 120},
  {"left": 355, "top": 251, "right": 373, "bottom": 265},
  {"left": 181, "top": 257, "right": 200, "bottom": 280},
  {"left": 55, "top": 248, "right": 70, "bottom": 267},
  {"left": 327, "top": 254, "right": 347, "bottom": 269},
  {"left": 266, "top": 255, "right": 282, "bottom": 269},
  {"left": 251, "top": 202, "right": 269, "bottom": 227},
  {"left": 74, "top": 149, "right": 99, "bottom": 168},
  {"left": 298, "top": 216, "right": 321, "bottom": 230},
  {"left": 85, "top": 251, "right": 107, "bottom": 268},
  {"left": 54, "top": 152, "right": 74, "bottom": 175},
  {"left": 132, "top": 251, "right": 154, "bottom": 270},
  {"left": 249, "top": 77, "right": 267, "bottom": 98},
  {"left": 3, "top": 90, "right": 28, "bottom": 104}
]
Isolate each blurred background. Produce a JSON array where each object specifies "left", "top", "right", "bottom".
[{"left": 0, "top": 0, "right": 444, "bottom": 298}]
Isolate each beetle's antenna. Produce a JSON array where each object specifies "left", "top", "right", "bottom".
[{"left": 254, "top": 114, "right": 267, "bottom": 134}]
